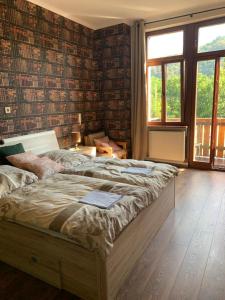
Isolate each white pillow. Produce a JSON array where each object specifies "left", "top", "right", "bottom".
[{"left": 0, "top": 165, "right": 38, "bottom": 198}]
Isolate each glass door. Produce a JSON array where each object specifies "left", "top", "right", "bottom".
[
  {"left": 191, "top": 20, "right": 225, "bottom": 170},
  {"left": 192, "top": 57, "right": 225, "bottom": 169},
  {"left": 193, "top": 59, "right": 215, "bottom": 165},
  {"left": 213, "top": 57, "right": 225, "bottom": 169}
]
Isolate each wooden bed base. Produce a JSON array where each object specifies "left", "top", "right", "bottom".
[{"left": 0, "top": 178, "right": 175, "bottom": 300}]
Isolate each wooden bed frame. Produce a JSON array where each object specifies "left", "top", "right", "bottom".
[{"left": 0, "top": 131, "right": 176, "bottom": 299}]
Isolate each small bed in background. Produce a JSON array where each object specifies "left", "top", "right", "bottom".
[{"left": 0, "top": 130, "right": 177, "bottom": 300}]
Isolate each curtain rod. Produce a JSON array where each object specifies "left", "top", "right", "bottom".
[{"left": 144, "top": 6, "right": 225, "bottom": 25}]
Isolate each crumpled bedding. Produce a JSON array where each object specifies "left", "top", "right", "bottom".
[
  {"left": 0, "top": 173, "right": 165, "bottom": 257},
  {"left": 0, "top": 165, "right": 38, "bottom": 197},
  {"left": 40, "top": 149, "right": 90, "bottom": 170},
  {"left": 42, "top": 150, "right": 178, "bottom": 191}
]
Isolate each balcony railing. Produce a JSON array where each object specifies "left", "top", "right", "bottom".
[{"left": 195, "top": 118, "right": 225, "bottom": 159}]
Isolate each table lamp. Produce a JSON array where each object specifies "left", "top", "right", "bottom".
[{"left": 72, "top": 131, "right": 81, "bottom": 149}]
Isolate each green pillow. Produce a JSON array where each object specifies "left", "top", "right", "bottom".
[{"left": 0, "top": 143, "right": 25, "bottom": 164}]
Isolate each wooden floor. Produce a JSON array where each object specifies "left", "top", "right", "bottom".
[{"left": 1, "top": 169, "right": 225, "bottom": 300}]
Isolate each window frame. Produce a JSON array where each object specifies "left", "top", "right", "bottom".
[{"left": 146, "top": 26, "right": 186, "bottom": 126}]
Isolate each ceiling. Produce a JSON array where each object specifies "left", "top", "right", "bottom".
[{"left": 29, "top": 0, "right": 225, "bottom": 29}]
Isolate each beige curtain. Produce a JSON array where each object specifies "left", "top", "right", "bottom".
[{"left": 131, "top": 20, "right": 148, "bottom": 160}]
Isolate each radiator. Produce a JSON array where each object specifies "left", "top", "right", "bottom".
[{"left": 148, "top": 129, "right": 186, "bottom": 163}]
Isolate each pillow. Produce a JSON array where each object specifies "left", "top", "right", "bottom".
[
  {"left": 94, "top": 137, "right": 122, "bottom": 152},
  {"left": 6, "top": 151, "right": 39, "bottom": 167},
  {"left": 109, "top": 140, "right": 122, "bottom": 151},
  {"left": 87, "top": 131, "right": 105, "bottom": 146},
  {"left": 0, "top": 143, "right": 25, "bottom": 164},
  {"left": 0, "top": 165, "right": 38, "bottom": 197},
  {"left": 7, "top": 153, "right": 64, "bottom": 179},
  {"left": 94, "top": 136, "right": 110, "bottom": 147},
  {"left": 22, "top": 157, "right": 64, "bottom": 179}
]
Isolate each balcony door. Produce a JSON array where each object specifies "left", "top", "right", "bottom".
[
  {"left": 213, "top": 57, "right": 225, "bottom": 168},
  {"left": 193, "top": 58, "right": 225, "bottom": 169},
  {"left": 192, "top": 21, "right": 225, "bottom": 169}
]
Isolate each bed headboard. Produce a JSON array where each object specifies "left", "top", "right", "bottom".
[{"left": 1, "top": 130, "right": 60, "bottom": 155}]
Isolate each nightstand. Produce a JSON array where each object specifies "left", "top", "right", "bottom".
[{"left": 69, "top": 146, "right": 96, "bottom": 157}]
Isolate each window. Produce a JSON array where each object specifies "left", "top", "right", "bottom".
[
  {"left": 147, "top": 31, "right": 183, "bottom": 59},
  {"left": 166, "top": 62, "right": 182, "bottom": 122},
  {"left": 198, "top": 22, "right": 225, "bottom": 53},
  {"left": 147, "top": 65, "right": 162, "bottom": 121},
  {"left": 146, "top": 30, "right": 184, "bottom": 124}
]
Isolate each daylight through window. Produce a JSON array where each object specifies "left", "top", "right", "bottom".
[{"left": 146, "top": 30, "right": 184, "bottom": 124}]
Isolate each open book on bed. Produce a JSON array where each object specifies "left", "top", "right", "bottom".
[
  {"left": 79, "top": 190, "right": 122, "bottom": 209},
  {"left": 121, "top": 167, "right": 153, "bottom": 176}
]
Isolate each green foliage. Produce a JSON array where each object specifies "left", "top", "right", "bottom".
[
  {"left": 193, "top": 58, "right": 225, "bottom": 118},
  {"left": 199, "top": 36, "right": 225, "bottom": 53},
  {"left": 166, "top": 75, "right": 181, "bottom": 119},
  {"left": 150, "top": 76, "right": 161, "bottom": 120},
  {"left": 196, "top": 73, "right": 214, "bottom": 118},
  {"left": 218, "top": 60, "right": 225, "bottom": 118}
]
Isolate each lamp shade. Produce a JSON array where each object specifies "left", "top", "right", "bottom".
[{"left": 72, "top": 131, "right": 81, "bottom": 144}]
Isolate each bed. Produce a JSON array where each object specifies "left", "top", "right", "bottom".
[
  {"left": 0, "top": 130, "right": 176, "bottom": 300},
  {"left": 35, "top": 135, "right": 177, "bottom": 191}
]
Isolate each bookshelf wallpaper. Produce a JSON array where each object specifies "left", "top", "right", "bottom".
[
  {"left": 0, "top": 0, "right": 104, "bottom": 148},
  {"left": 0, "top": 0, "right": 131, "bottom": 150},
  {"left": 94, "top": 24, "right": 131, "bottom": 152}
]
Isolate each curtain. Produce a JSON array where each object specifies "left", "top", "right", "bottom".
[{"left": 131, "top": 20, "right": 148, "bottom": 160}]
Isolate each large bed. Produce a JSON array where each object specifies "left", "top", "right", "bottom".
[{"left": 0, "top": 130, "right": 177, "bottom": 300}]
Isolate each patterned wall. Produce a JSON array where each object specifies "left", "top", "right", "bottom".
[
  {"left": 94, "top": 24, "right": 131, "bottom": 151},
  {"left": 0, "top": 0, "right": 103, "bottom": 148},
  {"left": 0, "top": 0, "right": 131, "bottom": 150}
]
